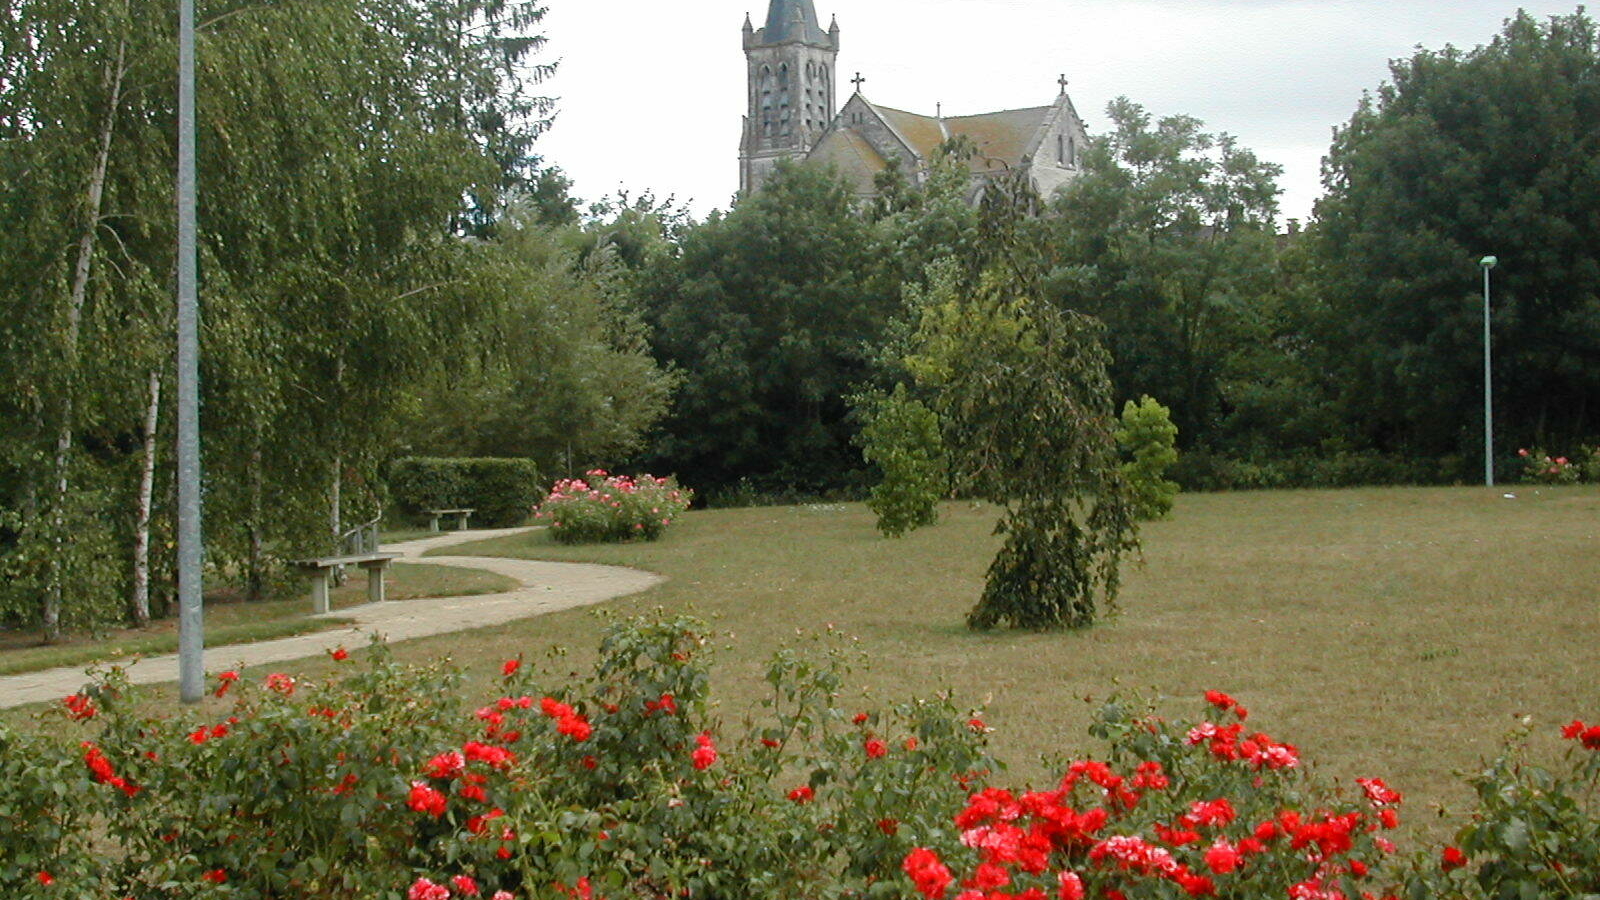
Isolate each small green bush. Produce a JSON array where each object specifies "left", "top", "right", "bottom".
[
  {"left": 1116, "top": 395, "right": 1179, "bottom": 519},
  {"left": 387, "top": 457, "right": 541, "bottom": 527},
  {"left": 856, "top": 384, "right": 947, "bottom": 538}
]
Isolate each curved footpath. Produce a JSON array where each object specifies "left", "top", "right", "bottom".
[{"left": 0, "top": 527, "right": 663, "bottom": 709}]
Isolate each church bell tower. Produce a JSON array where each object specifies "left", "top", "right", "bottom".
[{"left": 739, "top": 0, "right": 839, "bottom": 196}]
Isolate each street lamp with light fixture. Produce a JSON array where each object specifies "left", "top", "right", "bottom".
[{"left": 1480, "top": 255, "right": 1497, "bottom": 488}]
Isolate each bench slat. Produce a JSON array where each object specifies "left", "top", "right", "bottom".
[{"left": 295, "top": 552, "right": 400, "bottom": 568}]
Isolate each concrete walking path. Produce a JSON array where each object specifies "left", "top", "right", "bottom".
[{"left": 0, "top": 527, "right": 663, "bottom": 709}]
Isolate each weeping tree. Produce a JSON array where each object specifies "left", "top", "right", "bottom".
[{"left": 884, "top": 176, "right": 1138, "bottom": 630}]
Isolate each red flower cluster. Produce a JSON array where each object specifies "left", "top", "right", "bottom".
[
  {"left": 265, "top": 672, "right": 296, "bottom": 696},
  {"left": 788, "top": 785, "right": 815, "bottom": 803},
  {"left": 538, "top": 696, "right": 593, "bottom": 742},
  {"left": 644, "top": 692, "right": 677, "bottom": 715},
  {"left": 865, "top": 738, "right": 888, "bottom": 759},
  {"left": 692, "top": 731, "right": 718, "bottom": 770},
  {"left": 329, "top": 646, "right": 349, "bottom": 662},
  {"left": 905, "top": 692, "right": 1407, "bottom": 900},
  {"left": 408, "top": 781, "right": 448, "bottom": 818},
  {"left": 62, "top": 692, "right": 97, "bottom": 720},
  {"left": 1561, "top": 719, "right": 1600, "bottom": 749},
  {"left": 904, "top": 847, "right": 953, "bottom": 899},
  {"left": 1203, "top": 690, "right": 1248, "bottom": 721},
  {"left": 82, "top": 742, "right": 138, "bottom": 796},
  {"left": 187, "top": 719, "right": 234, "bottom": 744},
  {"left": 1185, "top": 721, "right": 1299, "bottom": 770},
  {"left": 213, "top": 670, "right": 239, "bottom": 698}
]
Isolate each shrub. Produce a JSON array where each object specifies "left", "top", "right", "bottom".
[
  {"left": 535, "top": 470, "right": 691, "bottom": 543},
  {"left": 1116, "top": 395, "right": 1180, "bottom": 519},
  {"left": 387, "top": 457, "right": 542, "bottom": 527},
  {"left": 856, "top": 384, "right": 948, "bottom": 538},
  {"left": 1517, "top": 447, "right": 1582, "bottom": 485}
]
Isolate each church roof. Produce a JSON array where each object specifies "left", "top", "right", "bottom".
[
  {"left": 945, "top": 106, "right": 1055, "bottom": 172},
  {"left": 871, "top": 104, "right": 947, "bottom": 158},
  {"left": 758, "top": 0, "right": 830, "bottom": 46},
  {"left": 808, "top": 127, "right": 889, "bottom": 195},
  {"left": 860, "top": 100, "right": 1056, "bottom": 173}
]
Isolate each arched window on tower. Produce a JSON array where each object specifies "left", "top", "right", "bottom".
[
  {"left": 1068, "top": 137, "right": 1077, "bottom": 167},
  {"left": 779, "top": 64, "right": 790, "bottom": 93},
  {"left": 1057, "top": 134, "right": 1066, "bottom": 165}
]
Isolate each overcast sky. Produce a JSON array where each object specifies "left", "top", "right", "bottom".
[{"left": 534, "top": 1, "right": 1584, "bottom": 224}]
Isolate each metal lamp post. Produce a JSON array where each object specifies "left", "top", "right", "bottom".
[
  {"left": 1480, "top": 255, "right": 1498, "bottom": 488},
  {"left": 177, "top": 0, "right": 204, "bottom": 703}
]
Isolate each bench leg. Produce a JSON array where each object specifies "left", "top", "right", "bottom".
[
  {"left": 366, "top": 563, "right": 386, "bottom": 604},
  {"left": 429, "top": 514, "right": 441, "bottom": 532},
  {"left": 456, "top": 513, "right": 469, "bottom": 530},
  {"left": 310, "top": 570, "right": 331, "bottom": 615}
]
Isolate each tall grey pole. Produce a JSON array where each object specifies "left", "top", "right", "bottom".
[
  {"left": 176, "top": 0, "right": 204, "bottom": 703},
  {"left": 1481, "top": 257, "right": 1496, "bottom": 488}
]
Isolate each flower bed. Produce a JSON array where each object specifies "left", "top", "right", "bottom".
[
  {"left": 5, "top": 617, "right": 1599, "bottom": 898},
  {"left": 534, "top": 470, "right": 691, "bottom": 543}
]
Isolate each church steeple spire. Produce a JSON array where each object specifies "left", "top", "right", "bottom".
[
  {"left": 740, "top": 3, "right": 840, "bottom": 195},
  {"left": 761, "top": 0, "right": 828, "bottom": 45}
]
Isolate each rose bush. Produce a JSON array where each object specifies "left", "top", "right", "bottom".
[
  {"left": 534, "top": 471, "right": 691, "bottom": 544},
  {"left": 1516, "top": 448, "right": 1581, "bottom": 485},
  {"left": 6, "top": 614, "right": 1600, "bottom": 899}
]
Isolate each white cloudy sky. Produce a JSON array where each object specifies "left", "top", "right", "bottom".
[{"left": 534, "top": 1, "right": 1584, "bottom": 224}]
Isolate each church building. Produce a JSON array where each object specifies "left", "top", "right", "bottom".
[{"left": 738, "top": 0, "right": 1091, "bottom": 202}]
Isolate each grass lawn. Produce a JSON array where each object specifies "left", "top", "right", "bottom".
[
  {"left": 0, "top": 562, "right": 517, "bottom": 676},
  {"left": 389, "top": 484, "right": 1594, "bottom": 840}
]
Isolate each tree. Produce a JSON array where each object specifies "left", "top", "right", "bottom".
[
  {"left": 889, "top": 178, "right": 1138, "bottom": 630},
  {"left": 406, "top": 213, "right": 677, "bottom": 476},
  {"left": 641, "top": 162, "right": 897, "bottom": 496},
  {"left": 1314, "top": 9, "right": 1600, "bottom": 464},
  {"left": 1116, "top": 396, "right": 1180, "bottom": 520},
  {"left": 1040, "top": 99, "right": 1283, "bottom": 448},
  {"left": 853, "top": 383, "right": 946, "bottom": 538}
]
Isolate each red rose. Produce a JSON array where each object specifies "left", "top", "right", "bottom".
[
  {"left": 788, "top": 785, "right": 814, "bottom": 803},
  {"left": 1441, "top": 846, "right": 1468, "bottom": 871},
  {"left": 865, "top": 738, "right": 887, "bottom": 759}
]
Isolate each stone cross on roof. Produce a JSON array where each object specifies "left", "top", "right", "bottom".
[
  {"left": 1058, "top": 73, "right": 1070, "bottom": 93},
  {"left": 852, "top": 72, "right": 866, "bottom": 91}
]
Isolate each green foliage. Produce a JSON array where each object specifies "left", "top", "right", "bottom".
[
  {"left": 1041, "top": 98, "right": 1284, "bottom": 448},
  {"left": 640, "top": 162, "right": 898, "bottom": 496},
  {"left": 535, "top": 471, "right": 692, "bottom": 543},
  {"left": 0, "top": 0, "right": 563, "bottom": 632},
  {"left": 1398, "top": 719, "right": 1600, "bottom": 898},
  {"left": 387, "top": 458, "right": 542, "bottom": 527},
  {"left": 889, "top": 194, "right": 1137, "bottom": 630},
  {"left": 407, "top": 213, "right": 677, "bottom": 474},
  {"left": 1117, "top": 396, "right": 1180, "bottom": 519},
  {"left": 1315, "top": 10, "right": 1600, "bottom": 461},
  {"left": 854, "top": 384, "right": 947, "bottom": 538}
]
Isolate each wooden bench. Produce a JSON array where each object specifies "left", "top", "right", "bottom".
[
  {"left": 293, "top": 552, "right": 401, "bottom": 614},
  {"left": 424, "top": 508, "right": 475, "bottom": 532}
]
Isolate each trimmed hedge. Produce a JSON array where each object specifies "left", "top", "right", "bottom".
[{"left": 387, "top": 457, "right": 541, "bottom": 527}]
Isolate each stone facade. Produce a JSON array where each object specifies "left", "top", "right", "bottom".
[{"left": 738, "top": 0, "right": 1091, "bottom": 202}]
